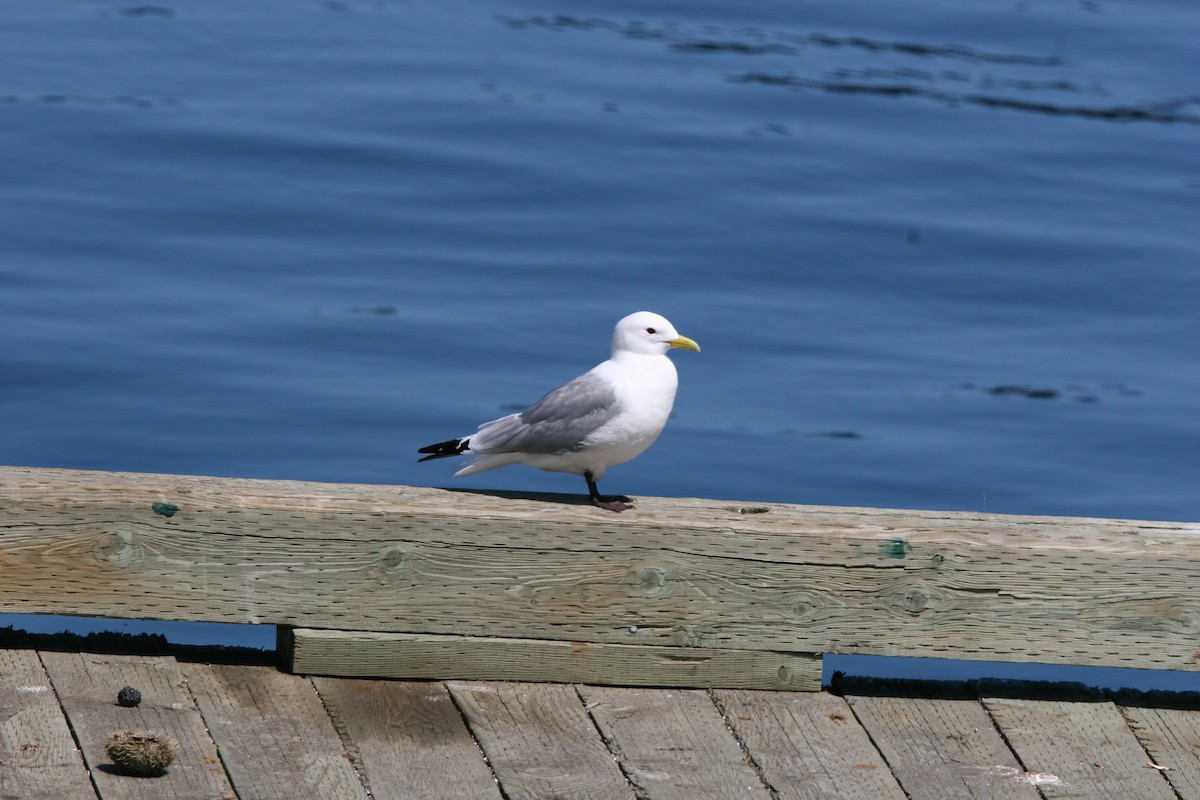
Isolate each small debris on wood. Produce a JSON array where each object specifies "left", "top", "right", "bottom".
[
  {"left": 105, "top": 732, "right": 180, "bottom": 776},
  {"left": 117, "top": 686, "right": 142, "bottom": 707},
  {"left": 730, "top": 506, "right": 770, "bottom": 514},
  {"left": 151, "top": 502, "right": 179, "bottom": 517}
]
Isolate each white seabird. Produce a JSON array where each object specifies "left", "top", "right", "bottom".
[{"left": 418, "top": 311, "right": 700, "bottom": 511}]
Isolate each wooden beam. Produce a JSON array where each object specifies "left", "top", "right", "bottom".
[
  {"left": 286, "top": 629, "right": 822, "bottom": 690},
  {"left": 1, "top": 466, "right": 1198, "bottom": 683}
]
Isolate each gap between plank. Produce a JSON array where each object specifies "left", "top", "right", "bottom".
[
  {"left": 178, "top": 671, "right": 243, "bottom": 800},
  {"left": 35, "top": 650, "right": 104, "bottom": 800},
  {"left": 977, "top": 698, "right": 1051, "bottom": 800},
  {"left": 706, "top": 689, "right": 782, "bottom": 800},
  {"left": 1113, "top": 706, "right": 1186, "bottom": 800},
  {"left": 307, "top": 677, "right": 375, "bottom": 798},
  {"left": 444, "top": 681, "right": 513, "bottom": 800},
  {"left": 842, "top": 695, "right": 915, "bottom": 800},
  {"left": 573, "top": 684, "right": 650, "bottom": 800}
]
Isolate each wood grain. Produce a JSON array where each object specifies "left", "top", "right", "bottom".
[
  {"left": 289, "top": 629, "right": 821, "bottom": 689},
  {"left": 578, "top": 686, "right": 771, "bottom": 799},
  {"left": 39, "top": 651, "right": 234, "bottom": 800},
  {"left": 181, "top": 663, "right": 365, "bottom": 800},
  {"left": 1120, "top": 705, "right": 1200, "bottom": 799},
  {"left": 447, "top": 681, "right": 635, "bottom": 799},
  {"left": 712, "top": 689, "right": 907, "bottom": 799},
  {"left": 2, "top": 466, "right": 1198, "bottom": 684},
  {"left": 313, "top": 677, "right": 501, "bottom": 800},
  {"left": 984, "top": 697, "right": 1178, "bottom": 800},
  {"left": 847, "top": 694, "right": 1040, "bottom": 799},
  {"left": 0, "top": 649, "right": 97, "bottom": 800}
]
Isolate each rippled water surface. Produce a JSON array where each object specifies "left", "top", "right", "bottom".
[{"left": 1, "top": 1, "right": 1197, "bottom": 682}]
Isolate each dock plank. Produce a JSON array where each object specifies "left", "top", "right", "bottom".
[
  {"left": 39, "top": 651, "right": 234, "bottom": 800},
  {"left": 181, "top": 663, "right": 365, "bottom": 800},
  {"left": 848, "top": 695, "right": 1040, "bottom": 799},
  {"left": 1120, "top": 705, "right": 1200, "bottom": 799},
  {"left": 289, "top": 629, "right": 821, "bottom": 690},
  {"left": 578, "top": 686, "right": 770, "bottom": 799},
  {"left": 313, "top": 677, "right": 500, "bottom": 800},
  {"left": 984, "top": 697, "right": 1178, "bottom": 799},
  {"left": 448, "top": 681, "right": 635, "bottom": 800},
  {"left": 3, "top": 639, "right": 1198, "bottom": 800},
  {"left": 713, "top": 689, "right": 906, "bottom": 799},
  {"left": 0, "top": 649, "right": 97, "bottom": 800}
]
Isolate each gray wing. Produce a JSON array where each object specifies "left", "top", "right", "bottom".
[{"left": 469, "top": 371, "right": 619, "bottom": 455}]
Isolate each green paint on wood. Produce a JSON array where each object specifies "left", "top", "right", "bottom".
[
  {"left": 724, "top": 503, "right": 772, "bottom": 515},
  {"left": 881, "top": 538, "right": 911, "bottom": 559},
  {"left": 152, "top": 502, "right": 179, "bottom": 518}
]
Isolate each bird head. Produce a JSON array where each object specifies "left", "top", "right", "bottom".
[{"left": 612, "top": 311, "right": 701, "bottom": 356}]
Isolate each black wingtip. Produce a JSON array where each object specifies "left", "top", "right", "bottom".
[{"left": 417, "top": 437, "right": 470, "bottom": 461}]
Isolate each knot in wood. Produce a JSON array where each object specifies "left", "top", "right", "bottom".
[
  {"left": 94, "top": 526, "right": 142, "bottom": 568},
  {"left": 678, "top": 624, "right": 706, "bottom": 647},
  {"left": 1168, "top": 607, "right": 1200, "bottom": 634},
  {"left": 788, "top": 592, "right": 821, "bottom": 620},
  {"left": 378, "top": 547, "right": 407, "bottom": 572},
  {"left": 899, "top": 585, "right": 937, "bottom": 615},
  {"left": 630, "top": 567, "right": 667, "bottom": 596}
]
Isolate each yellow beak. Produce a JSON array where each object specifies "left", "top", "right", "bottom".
[{"left": 668, "top": 335, "right": 701, "bottom": 353}]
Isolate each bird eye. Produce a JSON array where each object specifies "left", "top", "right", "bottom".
[{"left": 646, "top": 327, "right": 656, "bottom": 334}]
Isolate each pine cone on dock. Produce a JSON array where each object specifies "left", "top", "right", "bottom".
[{"left": 105, "top": 732, "right": 180, "bottom": 776}]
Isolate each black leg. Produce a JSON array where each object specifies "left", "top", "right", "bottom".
[{"left": 584, "top": 470, "right": 634, "bottom": 512}]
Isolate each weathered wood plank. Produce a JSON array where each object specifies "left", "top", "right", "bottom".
[
  {"left": 578, "top": 686, "right": 770, "bottom": 799},
  {"left": 0, "top": 649, "right": 97, "bottom": 800},
  {"left": 712, "top": 689, "right": 906, "bottom": 799},
  {"left": 288, "top": 629, "right": 821, "bottom": 690},
  {"left": 848, "top": 695, "right": 1041, "bottom": 799},
  {"left": 447, "top": 681, "right": 635, "bottom": 800},
  {"left": 39, "top": 651, "right": 234, "bottom": 800},
  {"left": 1120, "top": 705, "right": 1200, "bottom": 799},
  {"left": 313, "top": 677, "right": 500, "bottom": 800},
  {"left": 180, "top": 663, "right": 365, "bottom": 800},
  {"left": 2, "top": 466, "right": 1198, "bottom": 676},
  {"left": 983, "top": 697, "right": 1178, "bottom": 799}
]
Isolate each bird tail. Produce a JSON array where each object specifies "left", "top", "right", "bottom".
[{"left": 417, "top": 438, "right": 471, "bottom": 462}]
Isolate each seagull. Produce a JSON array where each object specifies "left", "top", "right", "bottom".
[{"left": 418, "top": 311, "right": 700, "bottom": 511}]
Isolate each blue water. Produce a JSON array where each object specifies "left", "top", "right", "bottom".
[{"left": 1, "top": 1, "right": 1197, "bottom": 689}]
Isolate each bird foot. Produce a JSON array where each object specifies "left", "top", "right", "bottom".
[{"left": 592, "top": 495, "right": 635, "bottom": 512}]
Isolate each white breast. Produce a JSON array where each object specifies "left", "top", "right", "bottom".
[{"left": 579, "top": 353, "right": 679, "bottom": 473}]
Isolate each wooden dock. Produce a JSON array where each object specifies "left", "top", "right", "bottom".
[
  {"left": 3, "top": 646, "right": 1198, "bottom": 799},
  {"left": 2, "top": 466, "right": 1198, "bottom": 798}
]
